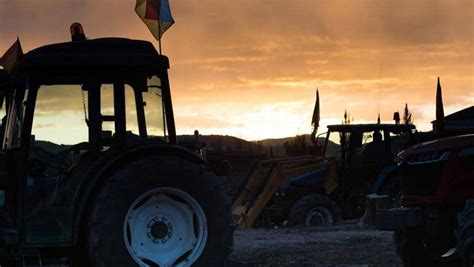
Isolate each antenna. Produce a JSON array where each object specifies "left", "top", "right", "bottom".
[{"left": 377, "top": 61, "right": 383, "bottom": 123}]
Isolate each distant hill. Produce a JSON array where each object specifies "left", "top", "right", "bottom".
[
  {"left": 34, "top": 134, "right": 339, "bottom": 157},
  {"left": 260, "top": 134, "right": 312, "bottom": 147},
  {"left": 259, "top": 134, "right": 339, "bottom": 157},
  {"left": 178, "top": 134, "right": 264, "bottom": 154},
  {"left": 34, "top": 140, "right": 70, "bottom": 154},
  {"left": 178, "top": 134, "right": 339, "bottom": 157}
]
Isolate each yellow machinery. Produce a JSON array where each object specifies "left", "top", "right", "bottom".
[
  {"left": 232, "top": 155, "right": 338, "bottom": 228},
  {"left": 232, "top": 124, "right": 416, "bottom": 228}
]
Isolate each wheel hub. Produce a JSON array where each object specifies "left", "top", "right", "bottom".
[
  {"left": 147, "top": 216, "right": 173, "bottom": 243},
  {"left": 305, "top": 207, "right": 334, "bottom": 226},
  {"left": 123, "top": 188, "right": 208, "bottom": 266},
  {"left": 307, "top": 213, "right": 324, "bottom": 225}
]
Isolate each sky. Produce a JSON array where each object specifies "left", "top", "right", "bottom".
[{"left": 0, "top": 0, "right": 473, "bottom": 143}]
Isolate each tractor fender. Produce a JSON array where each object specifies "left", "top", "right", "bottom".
[
  {"left": 71, "top": 144, "right": 207, "bottom": 244},
  {"left": 281, "top": 162, "right": 338, "bottom": 196}
]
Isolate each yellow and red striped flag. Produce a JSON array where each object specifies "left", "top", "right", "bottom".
[
  {"left": 135, "top": 0, "right": 175, "bottom": 41},
  {"left": 0, "top": 38, "right": 23, "bottom": 75}
]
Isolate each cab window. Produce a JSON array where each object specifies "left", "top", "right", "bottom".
[{"left": 31, "top": 85, "right": 88, "bottom": 146}]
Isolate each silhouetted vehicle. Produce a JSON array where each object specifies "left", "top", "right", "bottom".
[
  {"left": 376, "top": 134, "right": 474, "bottom": 266},
  {"left": 0, "top": 24, "right": 233, "bottom": 266},
  {"left": 233, "top": 123, "right": 415, "bottom": 227}
]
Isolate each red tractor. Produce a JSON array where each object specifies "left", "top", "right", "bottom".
[{"left": 376, "top": 134, "right": 474, "bottom": 266}]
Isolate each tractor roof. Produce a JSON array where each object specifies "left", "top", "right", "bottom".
[
  {"left": 327, "top": 123, "right": 415, "bottom": 133},
  {"left": 18, "top": 38, "right": 169, "bottom": 77}
]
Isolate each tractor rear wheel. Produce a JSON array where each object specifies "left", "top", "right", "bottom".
[
  {"left": 395, "top": 230, "right": 460, "bottom": 267},
  {"left": 87, "top": 156, "right": 233, "bottom": 266},
  {"left": 288, "top": 194, "right": 341, "bottom": 226},
  {"left": 394, "top": 230, "right": 436, "bottom": 266}
]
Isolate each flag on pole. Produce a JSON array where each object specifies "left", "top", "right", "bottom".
[
  {"left": 310, "top": 89, "right": 320, "bottom": 145},
  {"left": 311, "top": 89, "right": 320, "bottom": 129},
  {"left": 135, "top": 0, "right": 175, "bottom": 42},
  {"left": 0, "top": 38, "right": 24, "bottom": 75}
]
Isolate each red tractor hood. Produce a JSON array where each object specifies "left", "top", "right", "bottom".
[{"left": 399, "top": 134, "right": 474, "bottom": 159}]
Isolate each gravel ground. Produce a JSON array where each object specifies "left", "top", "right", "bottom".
[{"left": 230, "top": 222, "right": 403, "bottom": 266}]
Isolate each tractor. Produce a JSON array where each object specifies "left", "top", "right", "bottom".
[
  {"left": 233, "top": 123, "right": 415, "bottom": 228},
  {"left": 376, "top": 134, "right": 474, "bottom": 266},
  {"left": 0, "top": 24, "right": 233, "bottom": 266}
]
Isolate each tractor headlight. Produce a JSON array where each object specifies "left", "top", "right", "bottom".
[
  {"left": 459, "top": 147, "right": 474, "bottom": 158},
  {"left": 407, "top": 151, "right": 449, "bottom": 165}
]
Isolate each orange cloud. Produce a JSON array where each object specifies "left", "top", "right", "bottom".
[{"left": 1, "top": 0, "right": 472, "bottom": 141}]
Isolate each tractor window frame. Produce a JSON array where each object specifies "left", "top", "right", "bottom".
[
  {"left": 142, "top": 75, "right": 167, "bottom": 140},
  {"left": 31, "top": 84, "right": 90, "bottom": 146},
  {"left": 2, "top": 85, "right": 29, "bottom": 150},
  {"left": 3, "top": 66, "right": 177, "bottom": 149},
  {"left": 98, "top": 79, "right": 168, "bottom": 142}
]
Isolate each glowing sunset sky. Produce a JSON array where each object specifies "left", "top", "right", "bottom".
[{"left": 1, "top": 0, "right": 473, "bottom": 141}]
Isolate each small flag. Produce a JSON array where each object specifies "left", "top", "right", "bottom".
[
  {"left": 310, "top": 88, "right": 320, "bottom": 145},
  {"left": 0, "top": 38, "right": 23, "bottom": 75},
  {"left": 311, "top": 89, "right": 320, "bottom": 129},
  {"left": 135, "top": 0, "right": 175, "bottom": 41}
]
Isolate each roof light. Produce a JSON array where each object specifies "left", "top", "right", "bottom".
[{"left": 70, "top": 22, "right": 86, "bottom": 41}]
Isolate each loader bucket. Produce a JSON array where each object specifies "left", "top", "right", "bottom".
[{"left": 232, "top": 155, "right": 334, "bottom": 228}]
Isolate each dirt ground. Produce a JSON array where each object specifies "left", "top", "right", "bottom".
[{"left": 229, "top": 222, "right": 402, "bottom": 266}]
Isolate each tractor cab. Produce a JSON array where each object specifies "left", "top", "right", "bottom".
[
  {"left": 323, "top": 124, "right": 415, "bottom": 166},
  {"left": 4, "top": 38, "right": 176, "bottom": 150},
  {"left": 0, "top": 35, "right": 177, "bottom": 251},
  {"left": 322, "top": 123, "right": 415, "bottom": 217},
  {"left": 0, "top": 25, "right": 233, "bottom": 266}
]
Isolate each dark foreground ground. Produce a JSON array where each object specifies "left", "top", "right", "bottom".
[{"left": 229, "top": 222, "right": 402, "bottom": 267}]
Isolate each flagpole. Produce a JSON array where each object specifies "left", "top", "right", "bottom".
[{"left": 158, "top": 20, "right": 162, "bottom": 55}]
